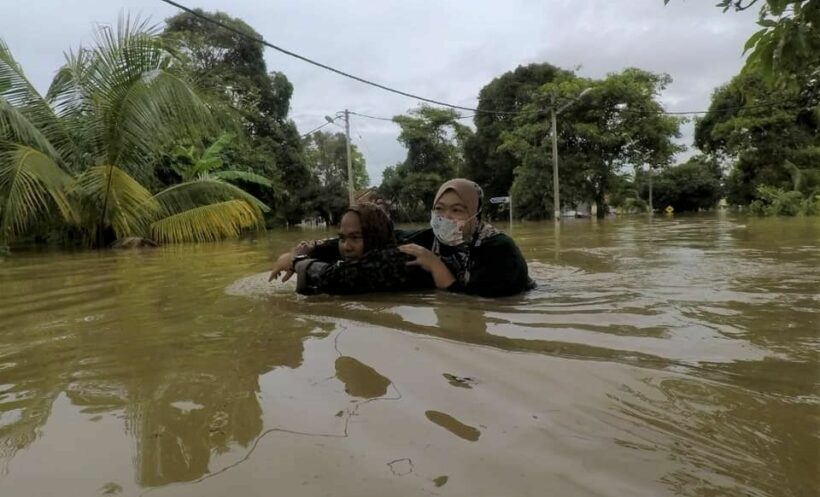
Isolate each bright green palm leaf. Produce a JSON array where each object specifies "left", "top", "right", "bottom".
[
  {"left": 150, "top": 199, "right": 263, "bottom": 244},
  {"left": 0, "top": 145, "right": 75, "bottom": 241},
  {"left": 110, "top": 67, "right": 217, "bottom": 178},
  {"left": 0, "top": 39, "right": 78, "bottom": 167},
  {"left": 212, "top": 170, "right": 272, "bottom": 187},
  {"left": 73, "top": 165, "right": 159, "bottom": 239},
  {"left": 153, "top": 175, "right": 269, "bottom": 215},
  {"left": 193, "top": 132, "right": 235, "bottom": 175}
]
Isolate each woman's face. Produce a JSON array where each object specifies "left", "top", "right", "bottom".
[
  {"left": 433, "top": 190, "right": 477, "bottom": 237},
  {"left": 338, "top": 212, "right": 365, "bottom": 260}
]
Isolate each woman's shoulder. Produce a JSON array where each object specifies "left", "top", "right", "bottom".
[{"left": 477, "top": 230, "right": 518, "bottom": 249}]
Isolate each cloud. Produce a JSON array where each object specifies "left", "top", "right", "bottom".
[{"left": 0, "top": 0, "right": 760, "bottom": 184}]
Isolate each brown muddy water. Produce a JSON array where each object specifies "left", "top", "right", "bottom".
[{"left": 0, "top": 214, "right": 818, "bottom": 497}]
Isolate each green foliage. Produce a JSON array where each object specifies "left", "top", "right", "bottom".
[
  {"left": 0, "top": 145, "right": 75, "bottom": 242},
  {"left": 502, "top": 68, "right": 683, "bottom": 218},
  {"left": 640, "top": 157, "right": 723, "bottom": 212},
  {"left": 695, "top": 67, "right": 819, "bottom": 204},
  {"left": 150, "top": 199, "right": 262, "bottom": 244},
  {"left": 73, "top": 165, "right": 160, "bottom": 240},
  {"left": 381, "top": 106, "right": 472, "bottom": 220},
  {"left": 301, "top": 130, "right": 368, "bottom": 224},
  {"left": 464, "top": 63, "right": 572, "bottom": 201},
  {"left": 0, "top": 17, "right": 266, "bottom": 246},
  {"left": 163, "top": 9, "right": 308, "bottom": 225},
  {"left": 749, "top": 184, "right": 819, "bottom": 215}
]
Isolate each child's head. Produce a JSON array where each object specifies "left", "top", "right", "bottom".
[{"left": 338, "top": 202, "right": 395, "bottom": 260}]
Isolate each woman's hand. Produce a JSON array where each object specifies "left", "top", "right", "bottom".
[
  {"left": 293, "top": 240, "right": 315, "bottom": 256},
  {"left": 398, "top": 244, "right": 439, "bottom": 272},
  {"left": 268, "top": 252, "right": 295, "bottom": 282},
  {"left": 399, "top": 244, "right": 456, "bottom": 289},
  {"left": 269, "top": 240, "right": 318, "bottom": 282}
]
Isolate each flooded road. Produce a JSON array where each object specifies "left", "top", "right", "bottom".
[{"left": 0, "top": 214, "right": 817, "bottom": 496}]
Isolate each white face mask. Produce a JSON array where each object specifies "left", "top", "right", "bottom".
[{"left": 430, "top": 213, "right": 475, "bottom": 246}]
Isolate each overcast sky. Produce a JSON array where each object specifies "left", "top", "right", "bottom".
[{"left": 1, "top": 0, "right": 759, "bottom": 185}]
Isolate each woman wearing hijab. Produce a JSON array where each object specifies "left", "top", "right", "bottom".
[
  {"left": 398, "top": 178, "right": 534, "bottom": 297},
  {"left": 269, "top": 203, "right": 432, "bottom": 295}
]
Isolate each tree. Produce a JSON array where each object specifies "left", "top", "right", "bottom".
[
  {"left": 695, "top": 67, "right": 819, "bottom": 204},
  {"left": 380, "top": 106, "right": 472, "bottom": 220},
  {"left": 163, "top": 9, "right": 310, "bottom": 224},
  {"left": 463, "top": 63, "right": 573, "bottom": 201},
  {"left": 501, "top": 68, "right": 683, "bottom": 218},
  {"left": 0, "top": 17, "right": 266, "bottom": 246},
  {"left": 301, "top": 130, "right": 368, "bottom": 224},
  {"left": 640, "top": 156, "right": 723, "bottom": 212}
]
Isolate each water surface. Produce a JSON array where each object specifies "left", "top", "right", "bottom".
[{"left": 0, "top": 214, "right": 817, "bottom": 496}]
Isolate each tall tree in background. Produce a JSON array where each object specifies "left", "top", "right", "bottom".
[
  {"left": 463, "top": 63, "right": 572, "bottom": 201},
  {"left": 501, "top": 69, "right": 682, "bottom": 218},
  {"left": 163, "top": 9, "right": 311, "bottom": 224},
  {"left": 639, "top": 156, "right": 723, "bottom": 212},
  {"left": 380, "top": 106, "right": 472, "bottom": 220},
  {"left": 302, "top": 130, "right": 368, "bottom": 224},
  {"left": 695, "top": 66, "right": 819, "bottom": 204}
]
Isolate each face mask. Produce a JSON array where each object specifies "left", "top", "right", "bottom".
[{"left": 430, "top": 213, "right": 475, "bottom": 246}]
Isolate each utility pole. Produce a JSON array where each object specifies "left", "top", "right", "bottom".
[
  {"left": 344, "top": 109, "right": 354, "bottom": 205},
  {"left": 551, "top": 95, "right": 560, "bottom": 221},
  {"left": 648, "top": 164, "right": 654, "bottom": 214}
]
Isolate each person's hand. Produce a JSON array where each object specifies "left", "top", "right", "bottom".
[
  {"left": 294, "top": 240, "right": 314, "bottom": 256},
  {"left": 268, "top": 252, "right": 295, "bottom": 282},
  {"left": 399, "top": 244, "right": 442, "bottom": 273},
  {"left": 399, "top": 243, "right": 456, "bottom": 289}
]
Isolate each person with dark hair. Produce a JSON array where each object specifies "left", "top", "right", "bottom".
[
  {"left": 270, "top": 179, "right": 532, "bottom": 297},
  {"left": 268, "top": 203, "right": 432, "bottom": 295},
  {"left": 398, "top": 178, "right": 534, "bottom": 297}
]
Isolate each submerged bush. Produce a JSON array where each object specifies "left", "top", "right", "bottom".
[{"left": 749, "top": 185, "right": 819, "bottom": 216}]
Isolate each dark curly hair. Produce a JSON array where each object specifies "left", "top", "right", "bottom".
[{"left": 342, "top": 202, "right": 395, "bottom": 252}]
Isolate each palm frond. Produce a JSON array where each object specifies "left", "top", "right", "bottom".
[
  {"left": 150, "top": 199, "right": 263, "bottom": 244},
  {"left": 153, "top": 175, "right": 270, "bottom": 215},
  {"left": 73, "top": 165, "right": 159, "bottom": 239},
  {"left": 46, "top": 47, "right": 93, "bottom": 118},
  {"left": 0, "top": 98, "right": 61, "bottom": 159},
  {"left": 212, "top": 170, "right": 272, "bottom": 187},
  {"left": 0, "top": 38, "right": 78, "bottom": 167},
  {"left": 0, "top": 144, "right": 75, "bottom": 241}
]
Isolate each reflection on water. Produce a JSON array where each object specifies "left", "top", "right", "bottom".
[
  {"left": 0, "top": 215, "right": 817, "bottom": 496},
  {"left": 335, "top": 356, "right": 391, "bottom": 399},
  {"left": 425, "top": 410, "right": 481, "bottom": 441}
]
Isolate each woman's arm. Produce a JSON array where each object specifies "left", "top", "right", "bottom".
[
  {"left": 269, "top": 238, "right": 343, "bottom": 283},
  {"left": 298, "top": 248, "right": 434, "bottom": 295},
  {"left": 398, "top": 244, "right": 457, "bottom": 289}
]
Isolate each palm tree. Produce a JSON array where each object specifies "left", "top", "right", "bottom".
[{"left": 0, "top": 15, "right": 268, "bottom": 247}]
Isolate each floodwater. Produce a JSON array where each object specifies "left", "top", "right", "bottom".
[{"left": 0, "top": 214, "right": 817, "bottom": 497}]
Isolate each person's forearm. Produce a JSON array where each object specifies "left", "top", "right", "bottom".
[{"left": 430, "top": 260, "right": 456, "bottom": 289}]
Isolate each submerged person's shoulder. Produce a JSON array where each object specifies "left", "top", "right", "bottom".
[{"left": 476, "top": 231, "right": 522, "bottom": 253}]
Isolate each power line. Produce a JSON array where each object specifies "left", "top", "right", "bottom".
[
  {"left": 348, "top": 111, "right": 393, "bottom": 122},
  {"left": 159, "top": 0, "right": 498, "bottom": 114},
  {"left": 160, "top": 0, "right": 810, "bottom": 119},
  {"left": 349, "top": 110, "right": 476, "bottom": 122}
]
